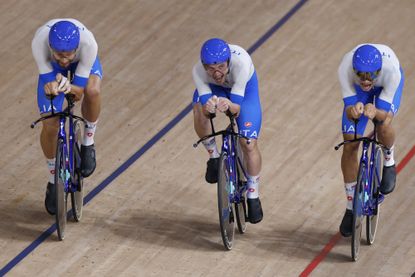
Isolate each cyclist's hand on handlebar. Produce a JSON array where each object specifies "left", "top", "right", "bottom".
[
  {"left": 56, "top": 73, "right": 71, "bottom": 94},
  {"left": 363, "top": 103, "right": 377, "bottom": 120},
  {"left": 44, "top": 81, "right": 59, "bottom": 98},
  {"left": 350, "top": 102, "right": 364, "bottom": 119},
  {"left": 216, "top": 97, "right": 231, "bottom": 113},
  {"left": 204, "top": 95, "right": 219, "bottom": 114}
]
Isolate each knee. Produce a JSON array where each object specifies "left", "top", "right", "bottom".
[
  {"left": 377, "top": 114, "right": 394, "bottom": 135},
  {"left": 240, "top": 139, "right": 258, "bottom": 154},
  {"left": 193, "top": 104, "right": 209, "bottom": 124},
  {"left": 84, "top": 85, "right": 100, "bottom": 100}
]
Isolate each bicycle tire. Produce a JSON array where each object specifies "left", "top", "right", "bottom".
[
  {"left": 235, "top": 139, "right": 247, "bottom": 234},
  {"left": 55, "top": 138, "right": 68, "bottom": 241},
  {"left": 71, "top": 120, "right": 84, "bottom": 222},
  {"left": 352, "top": 162, "right": 365, "bottom": 261},
  {"left": 366, "top": 145, "right": 382, "bottom": 245},
  {"left": 235, "top": 197, "right": 247, "bottom": 234},
  {"left": 217, "top": 152, "right": 235, "bottom": 250}
]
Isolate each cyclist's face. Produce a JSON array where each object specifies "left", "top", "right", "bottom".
[
  {"left": 204, "top": 62, "right": 228, "bottom": 84},
  {"left": 354, "top": 71, "right": 379, "bottom": 92},
  {"left": 52, "top": 50, "right": 76, "bottom": 68}
]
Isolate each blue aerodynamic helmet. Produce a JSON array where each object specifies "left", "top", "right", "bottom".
[
  {"left": 49, "top": 21, "right": 80, "bottom": 52},
  {"left": 200, "top": 38, "right": 231, "bottom": 65},
  {"left": 352, "top": 44, "right": 382, "bottom": 74}
]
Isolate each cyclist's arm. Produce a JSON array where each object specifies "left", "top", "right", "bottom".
[
  {"left": 371, "top": 67, "right": 402, "bottom": 124},
  {"left": 192, "top": 63, "right": 216, "bottom": 117},
  {"left": 69, "top": 84, "right": 84, "bottom": 101},
  {"left": 43, "top": 75, "right": 84, "bottom": 101},
  {"left": 216, "top": 97, "right": 240, "bottom": 115},
  {"left": 339, "top": 51, "right": 361, "bottom": 121},
  {"left": 32, "top": 24, "right": 55, "bottom": 84},
  {"left": 73, "top": 37, "right": 98, "bottom": 88},
  {"left": 373, "top": 108, "right": 389, "bottom": 122},
  {"left": 68, "top": 33, "right": 98, "bottom": 101},
  {"left": 227, "top": 61, "right": 250, "bottom": 116},
  {"left": 227, "top": 101, "right": 240, "bottom": 115},
  {"left": 345, "top": 103, "right": 364, "bottom": 120},
  {"left": 32, "top": 24, "right": 58, "bottom": 96}
]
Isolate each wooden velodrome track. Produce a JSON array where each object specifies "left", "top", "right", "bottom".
[{"left": 1, "top": 0, "right": 415, "bottom": 276}]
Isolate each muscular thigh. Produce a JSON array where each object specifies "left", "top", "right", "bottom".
[{"left": 236, "top": 72, "right": 262, "bottom": 139}]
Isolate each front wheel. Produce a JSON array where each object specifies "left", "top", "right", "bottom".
[
  {"left": 217, "top": 152, "right": 235, "bottom": 250},
  {"left": 55, "top": 139, "right": 68, "bottom": 241},
  {"left": 352, "top": 163, "right": 366, "bottom": 261},
  {"left": 71, "top": 120, "right": 84, "bottom": 222},
  {"left": 366, "top": 145, "right": 382, "bottom": 245}
]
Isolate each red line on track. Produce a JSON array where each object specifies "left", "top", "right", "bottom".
[
  {"left": 397, "top": 144, "right": 415, "bottom": 174},
  {"left": 299, "top": 232, "right": 341, "bottom": 276},
  {"left": 299, "top": 144, "right": 415, "bottom": 276}
]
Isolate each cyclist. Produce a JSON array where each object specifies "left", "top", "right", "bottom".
[
  {"left": 32, "top": 18, "right": 103, "bottom": 215},
  {"left": 338, "top": 44, "right": 404, "bottom": 236},
  {"left": 192, "top": 38, "right": 263, "bottom": 224}
]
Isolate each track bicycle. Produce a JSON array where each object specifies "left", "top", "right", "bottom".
[
  {"left": 31, "top": 88, "right": 86, "bottom": 240},
  {"left": 335, "top": 119, "right": 385, "bottom": 261},
  {"left": 194, "top": 111, "right": 251, "bottom": 250}
]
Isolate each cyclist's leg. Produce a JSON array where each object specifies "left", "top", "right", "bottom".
[
  {"left": 192, "top": 87, "right": 227, "bottom": 183},
  {"left": 376, "top": 68, "right": 404, "bottom": 194},
  {"left": 235, "top": 71, "right": 263, "bottom": 223},
  {"left": 236, "top": 71, "right": 262, "bottom": 179},
  {"left": 37, "top": 74, "right": 65, "bottom": 215},
  {"left": 37, "top": 73, "right": 66, "bottom": 159},
  {"left": 80, "top": 56, "right": 103, "bottom": 177},
  {"left": 81, "top": 57, "right": 102, "bottom": 122},
  {"left": 193, "top": 91, "right": 211, "bottom": 138},
  {"left": 340, "top": 88, "right": 371, "bottom": 236}
]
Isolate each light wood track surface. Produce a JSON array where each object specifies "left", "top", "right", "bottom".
[{"left": 0, "top": 0, "right": 415, "bottom": 276}]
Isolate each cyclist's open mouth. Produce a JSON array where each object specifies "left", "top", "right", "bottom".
[
  {"left": 360, "top": 80, "right": 373, "bottom": 91},
  {"left": 57, "top": 61, "right": 71, "bottom": 68}
]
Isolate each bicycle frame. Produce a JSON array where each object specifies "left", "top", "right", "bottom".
[
  {"left": 221, "top": 122, "right": 247, "bottom": 204},
  {"left": 359, "top": 136, "right": 382, "bottom": 216},
  {"left": 335, "top": 120, "right": 385, "bottom": 215},
  {"left": 31, "top": 94, "right": 86, "bottom": 193},
  {"left": 194, "top": 111, "right": 251, "bottom": 203},
  {"left": 58, "top": 97, "right": 77, "bottom": 193}
]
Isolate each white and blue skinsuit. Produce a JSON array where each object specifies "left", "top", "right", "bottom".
[
  {"left": 338, "top": 44, "right": 404, "bottom": 135},
  {"left": 32, "top": 18, "right": 103, "bottom": 114},
  {"left": 192, "top": 44, "right": 262, "bottom": 139}
]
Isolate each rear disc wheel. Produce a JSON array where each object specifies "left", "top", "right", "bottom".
[
  {"left": 71, "top": 120, "right": 84, "bottom": 222},
  {"left": 366, "top": 146, "right": 382, "bottom": 245}
]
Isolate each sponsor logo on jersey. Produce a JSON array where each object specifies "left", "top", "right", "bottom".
[
  {"left": 239, "top": 129, "right": 258, "bottom": 139},
  {"left": 244, "top": 121, "right": 252, "bottom": 127},
  {"left": 239, "top": 129, "right": 258, "bottom": 138},
  {"left": 42, "top": 104, "right": 57, "bottom": 113},
  {"left": 343, "top": 124, "right": 355, "bottom": 133}
]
